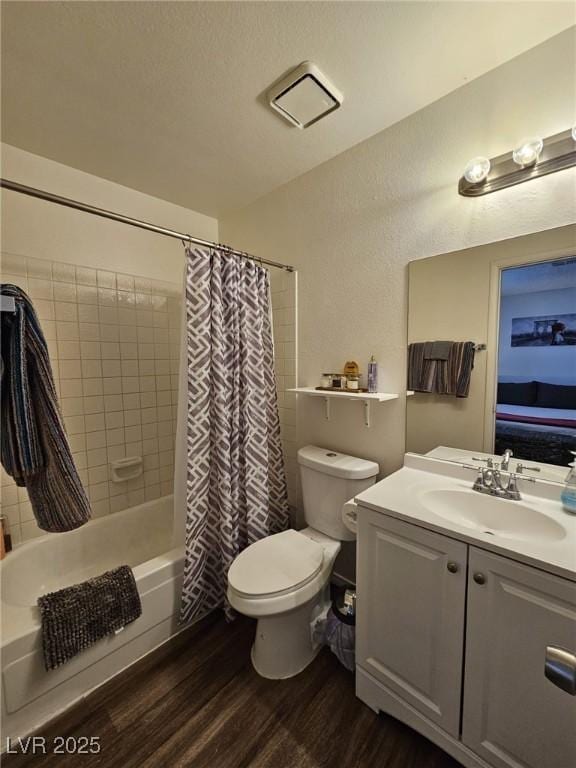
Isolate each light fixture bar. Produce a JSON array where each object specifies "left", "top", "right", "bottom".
[{"left": 459, "top": 129, "right": 576, "bottom": 197}]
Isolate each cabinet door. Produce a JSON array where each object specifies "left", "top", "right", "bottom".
[
  {"left": 462, "top": 548, "right": 576, "bottom": 768},
  {"left": 356, "top": 510, "right": 467, "bottom": 738}
]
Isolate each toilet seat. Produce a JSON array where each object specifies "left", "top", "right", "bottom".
[{"left": 228, "top": 530, "right": 324, "bottom": 599}]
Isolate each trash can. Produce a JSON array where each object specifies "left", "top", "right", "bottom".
[{"left": 325, "top": 587, "right": 356, "bottom": 671}]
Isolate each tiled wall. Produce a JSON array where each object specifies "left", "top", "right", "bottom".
[
  {"left": 270, "top": 270, "right": 298, "bottom": 511},
  {"left": 0, "top": 252, "right": 181, "bottom": 546}
]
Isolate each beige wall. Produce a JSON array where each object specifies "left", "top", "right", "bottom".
[
  {"left": 220, "top": 31, "right": 576, "bottom": 490},
  {"left": 406, "top": 225, "right": 576, "bottom": 457},
  {"left": 0, "top": 144, "right": 218, "bottom": 282}
]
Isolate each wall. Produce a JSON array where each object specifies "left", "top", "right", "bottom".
[
  {"left": 499, "top": 288, "right": 576, "bottom": 384},
  {"left": 220, "top": 31, "right": 576, "bottom": 491},
  {"left": 0, "top": 145, "right": 218, "bottom": 545},
  {"left": 405, "top": 226, "right": 575, "bottom": 456}
]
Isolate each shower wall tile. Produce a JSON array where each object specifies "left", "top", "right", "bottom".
[
  {"left": 270, "top": 270, "right": 298, "bottom": 514},
  {"left": 0, "top": 252, "right": 181, "bottom": 545}
]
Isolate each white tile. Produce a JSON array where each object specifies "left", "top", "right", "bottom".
[
  {"left": 121, "top": 360, "right": 139, "bottom": 377},
  {"left": 124, "top": 425, "right": 142, "bottom": 443},
  {"left": 86, "top": 447, "right": 108, "bottom": 467},
  {"left": 101, "top": 341, "right": 120, "bottom": 359},
  {"left": 3, "top": 503, "right": 21, "bottom": 527},
  {"left": 103, "top": 377, "right": 122, "bottom": 395},
  {"left": 53, "top": 282, "right": 77, "bottom": 302},
  {"left": 137, "top": 327, "right": 154, "bottom": 343},
  {"left": 59, "top": 359, "right": 82, "bottom": 379},
  {"left": 144, "top": 469, "right": 160, "bottom": 486},
  {"left": 27, "top": 257, "right": 52, "bottom": 279},
  {"left": 82, "top": 359, "right": 103, "bottom": 378},
  {"left": 98, "top": 288, "right": 117, "bottom": 306},
  {"left": 122, "top": 393, "right": 140, "bottom": 410},
  {"left": 97, "top": 270, "right": 116, "bottom": 289},
  {"left": 128, "top": 488, "right": 146, "bottom": 506},
  {"left": 141, "top": 407, "right": 158, "bottom": 424},
  {"left": 56, "top": 321, "right": 80, "bottom": 341},
  {"left": 86, "top": 430, "right": 107, "bottom": 450},
  {"left": 72, "top": 451, "right": 87, "bottom": 470},
  {"left": 117, "top": 274, "right": 135, "bottom": 292},
  {"left": 21, "top": 520, "right": 44, "bottom": 541},
  {"left": 57, "top": 340, "right": 81, "bottom": 360},
  {"left": 89, "top": 482, "right": 109, "bottom": 502},
  {"left": 142, "top": 422, "right": 158, "bottom": 439},
  {"left": 107, "top": 444, "right": 126, "bottom": 462},
  {"left": 137, "top": 310, "right": 154, "bottom": 327},
  {"left": 104, "top": 394, "right": 124, "bottom": 411},
  {"left": 140, "top": 391, "right": 157, "bottom": 408},
  {"left": 135, "top": 291, "right": 151, "bottom": 307},
  {"left": 142, "top": 439, "right": 157, "bottom": 456},
  {"left": 139, "top": 359, "right": 155, "bottom": 376},
  {"left": 34, "top": 299, "right": 55, "bottom": 320},
  {"left": 79, "top": 322, "right": 100, "bottom": 340},
  {"left": 110, "top": 495, "right": 129, "bottom": 513},
  {"left": 88, "top": 465, "right": 109, "bottom": 485},
  {"left": 1, "top": 485, "right": 19, "bottom": 507},
  {"left": 145, "top": 484, "right": 161, "bottom": 501},
  {"left": 68, "top": 433, "right": 86, "bottom": 452},
  {"left": 140, "top": 376, "right": 156, "bottom": 393},
  {"left": 106, "top": 428, "right": 124, "bottom": 446},
  {"left": 124, "top": 409, "right": 142, "bottom": 426},
  {"left": 144, "top": 454, "right": 160, "bottom": 470},
  {"left": 117, "top": 290, "right": 136, "bottom": 307},
  {"left": 76, "top": 266, "right": 97, "bottom": 286},
  {"left": 83, "top": 395, "right": 104, "bottom": 414},
  {"left": 118, "top": 308, "right": 136, "bottom": 326},
  {"left": 61, "top": 397, "right": 84, "bottom": 417},
  {"left": 100, "top": 323, "right": 120, "bottom": 341},
  {"left": 28, "top": 278, "right": 53, "bottom": 300},
  {"left": 138, "top": 343, "right": 155, "bottom": 360},
  {"left": 120, "top": 342, "right": 138, "bottom": 359},
  {"left": 1, "top": 252, "right": 27, "bottom": 275},
  {"left": 52, "top": 261, "right": 76, "bottom": 283},
  {"left": 77, "top": 284, "right": 98, "bottom": 304},
  {"left": 119, "top": 325, "right": 138, "bottom": 342},
  {"left": 91, "top": 499, "right": 111, "bottom": 518},
  {"left": 99, "top": 306, "right": 118, "bottom": 325},
  {"left": 80, "top": 341, "right": 101, "bottom": 359},
  {"left": 83, "top": 378, "right": 104, "bottom": 396},
  {"left": 64, "top": 414, "right": 85, "bottom": 435},
  {"left": 156, "top": 375, "right": 170, "bottom": 391},
  {"left": 125, "top": 441, "right": 143, "bottom": 458},
  {"left": 41, "top": 320, "right": 57, "bottom": 341},
  {"left": 85, "top": 414, "right": 105, "bottom": 433},
  {"left": 122, "top": 377, "right": 140, "bottom": 394},
  {"left": 78, "top": 304, "right": 99, "bottom": 323},
  {"left": 134, "top": 277, "right": 152, "bottom": 293},
  {"left": 105, "top": 411, "right": 124, "bottom": 429},
  {"left": 102, "top": 359, "right": 121, "bottom": 377}
]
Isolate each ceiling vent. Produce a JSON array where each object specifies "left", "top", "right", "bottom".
[{"left": 267, "top": 62, "right": 343, "bottom": 129}]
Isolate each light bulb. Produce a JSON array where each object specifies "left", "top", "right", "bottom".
[
  {"left": 512, "top": 137, "right": 543, "bottom": 167},
  {"left": 572, "top": 126, "right": 576, "bottom": 141},
  {"left": 463, "top": 156, "right": 491, "bottom": 184}
]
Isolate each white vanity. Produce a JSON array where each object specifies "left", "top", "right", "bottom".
[{"left": 354, "top": 453, "right": 576, "bottom": 768}]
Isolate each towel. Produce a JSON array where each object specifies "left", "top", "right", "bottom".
[
  {"left": 424, "top": 341, "right": 451, "bottom": 361},
  {"left": 37, "top": 565, "right": 142, "bottom": 670},
  {"left": 408, "top": 341, "right": 475, "bottom": 397},
  {"left": 1, "top": 284, "right": 91, "bottom": 532}
]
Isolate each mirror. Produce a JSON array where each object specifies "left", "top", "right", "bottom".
[{"left": 406, "top": 224, "right": 576, "bottom": 484}]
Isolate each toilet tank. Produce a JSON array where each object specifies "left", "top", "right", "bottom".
[{"left": 297, "top": 446, "right": 379, "bottom": 541}]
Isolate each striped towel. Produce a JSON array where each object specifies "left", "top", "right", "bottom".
[
  {"left": 408, "top": 341, "right": 475, "bottom": 398},
  {"left": 1, "top": 284, "right": 91, "bottom": 532}
]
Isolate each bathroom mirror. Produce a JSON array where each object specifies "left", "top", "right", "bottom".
[{"left": 405, "top": 224, "right": 576, "bottom": 485}]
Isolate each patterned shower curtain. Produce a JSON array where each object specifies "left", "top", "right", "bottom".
[{"left": 180, "top": 247, "right": 290, "bottom": 623}]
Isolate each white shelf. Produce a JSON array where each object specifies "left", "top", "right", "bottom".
[{"left": 287, "top": 388, "right": 413, "bottom": 427}]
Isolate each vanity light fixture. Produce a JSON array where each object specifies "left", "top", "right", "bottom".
[
  {"left": 512, "top": 137, "right": 543, "bottom": 168},
  {"left": 459, "top": 128, "right": 576, "bottom": 196},
  {"left": 463, "top": 157, "right": 491, "bottom": 184}
]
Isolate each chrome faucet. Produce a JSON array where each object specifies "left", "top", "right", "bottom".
[
  {"left": 501, "top": 448, "right": 513, "bottom": 471},
  {"left": 471, "top": 465, "right": 533, "bottom": 501}
]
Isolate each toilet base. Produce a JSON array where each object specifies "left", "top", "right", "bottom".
[{"left": 250, "top": 587, "right": 330, "bottom": 679}]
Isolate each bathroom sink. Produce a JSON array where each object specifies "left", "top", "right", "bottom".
[{"left": 418, "top": 489, "right": 566, "bottom": 542}]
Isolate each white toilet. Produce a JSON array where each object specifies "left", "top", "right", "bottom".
[{"left": 227, "top": 445, "right": 379, "bottom": 679}]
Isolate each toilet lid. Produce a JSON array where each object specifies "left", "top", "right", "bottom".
[{"left": 228, "top": 530, "right": 324, "bottom": 598}]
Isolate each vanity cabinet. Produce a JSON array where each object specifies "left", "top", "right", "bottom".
[
  {"left": 462, "top": 548, "right": 576, "bottom": 768},
  {"left": 356, "top": 510, "right": 467, "bottom": 737},
  {"left": 356, "top": 511, "right": 576, "bottom": 768}
]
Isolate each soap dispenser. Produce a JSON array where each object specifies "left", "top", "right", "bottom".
[{"left": 561, "top": 452, "right": 576, "bottom": 515}]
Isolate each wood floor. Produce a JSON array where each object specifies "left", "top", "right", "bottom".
[{"left": 4, "top": 613, "right": 462, "bottom": 768}]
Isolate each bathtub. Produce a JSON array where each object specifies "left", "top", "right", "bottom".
[{"left": 1, "top": 495, "right": 185, "bottom": 744}]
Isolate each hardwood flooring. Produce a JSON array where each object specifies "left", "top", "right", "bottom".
[{"left": 4, "top": 613, "right": 461, "bottom": 768}]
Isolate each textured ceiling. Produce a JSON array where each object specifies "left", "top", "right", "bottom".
[{"left": 2, "top": 1, "right": 574, "bottom": 217}]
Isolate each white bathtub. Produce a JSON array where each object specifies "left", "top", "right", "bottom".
[{"left": 1, "top": 495, "right": 185, "bottom": 743}]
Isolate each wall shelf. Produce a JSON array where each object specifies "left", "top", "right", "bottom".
[{"left": 287, "top": 387, "right": 414, "bottom": 428}]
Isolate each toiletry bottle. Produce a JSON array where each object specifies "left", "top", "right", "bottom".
[
  {"left": 367, "top": 356, "right": 378, "bottom": 393},
  {"left": 561, "top": 452, "right": 576, "bottom": 515}
]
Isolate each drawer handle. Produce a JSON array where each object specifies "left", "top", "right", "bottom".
[
  {"left": 473, "top": 572, "right": 486, "bottom": 585},
  {"left": 447, "top": 562, "right": 459, "bottom": 574},
  {"left": 545, "top": 646, "right": 576, "bottom": 695}
]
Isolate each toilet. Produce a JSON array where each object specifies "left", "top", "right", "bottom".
[{"left": 227, "top": 445, "right": 379, "bottom": 679}]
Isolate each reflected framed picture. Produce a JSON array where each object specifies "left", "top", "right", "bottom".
[{"left": 511, "top": 313, "right": 576, "bottom": 347}]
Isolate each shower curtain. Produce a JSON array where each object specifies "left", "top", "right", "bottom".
[{"left": 179, "top": 247, "right": 289, "bottom": 623}]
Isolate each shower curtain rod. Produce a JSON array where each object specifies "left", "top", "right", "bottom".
[{"left": 0, "top": 178, "right": 295, "bottom": 273}]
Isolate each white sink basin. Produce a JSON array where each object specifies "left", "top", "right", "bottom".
[{"left": 419, "top": 489, "right": 567, "bottom": 543}]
